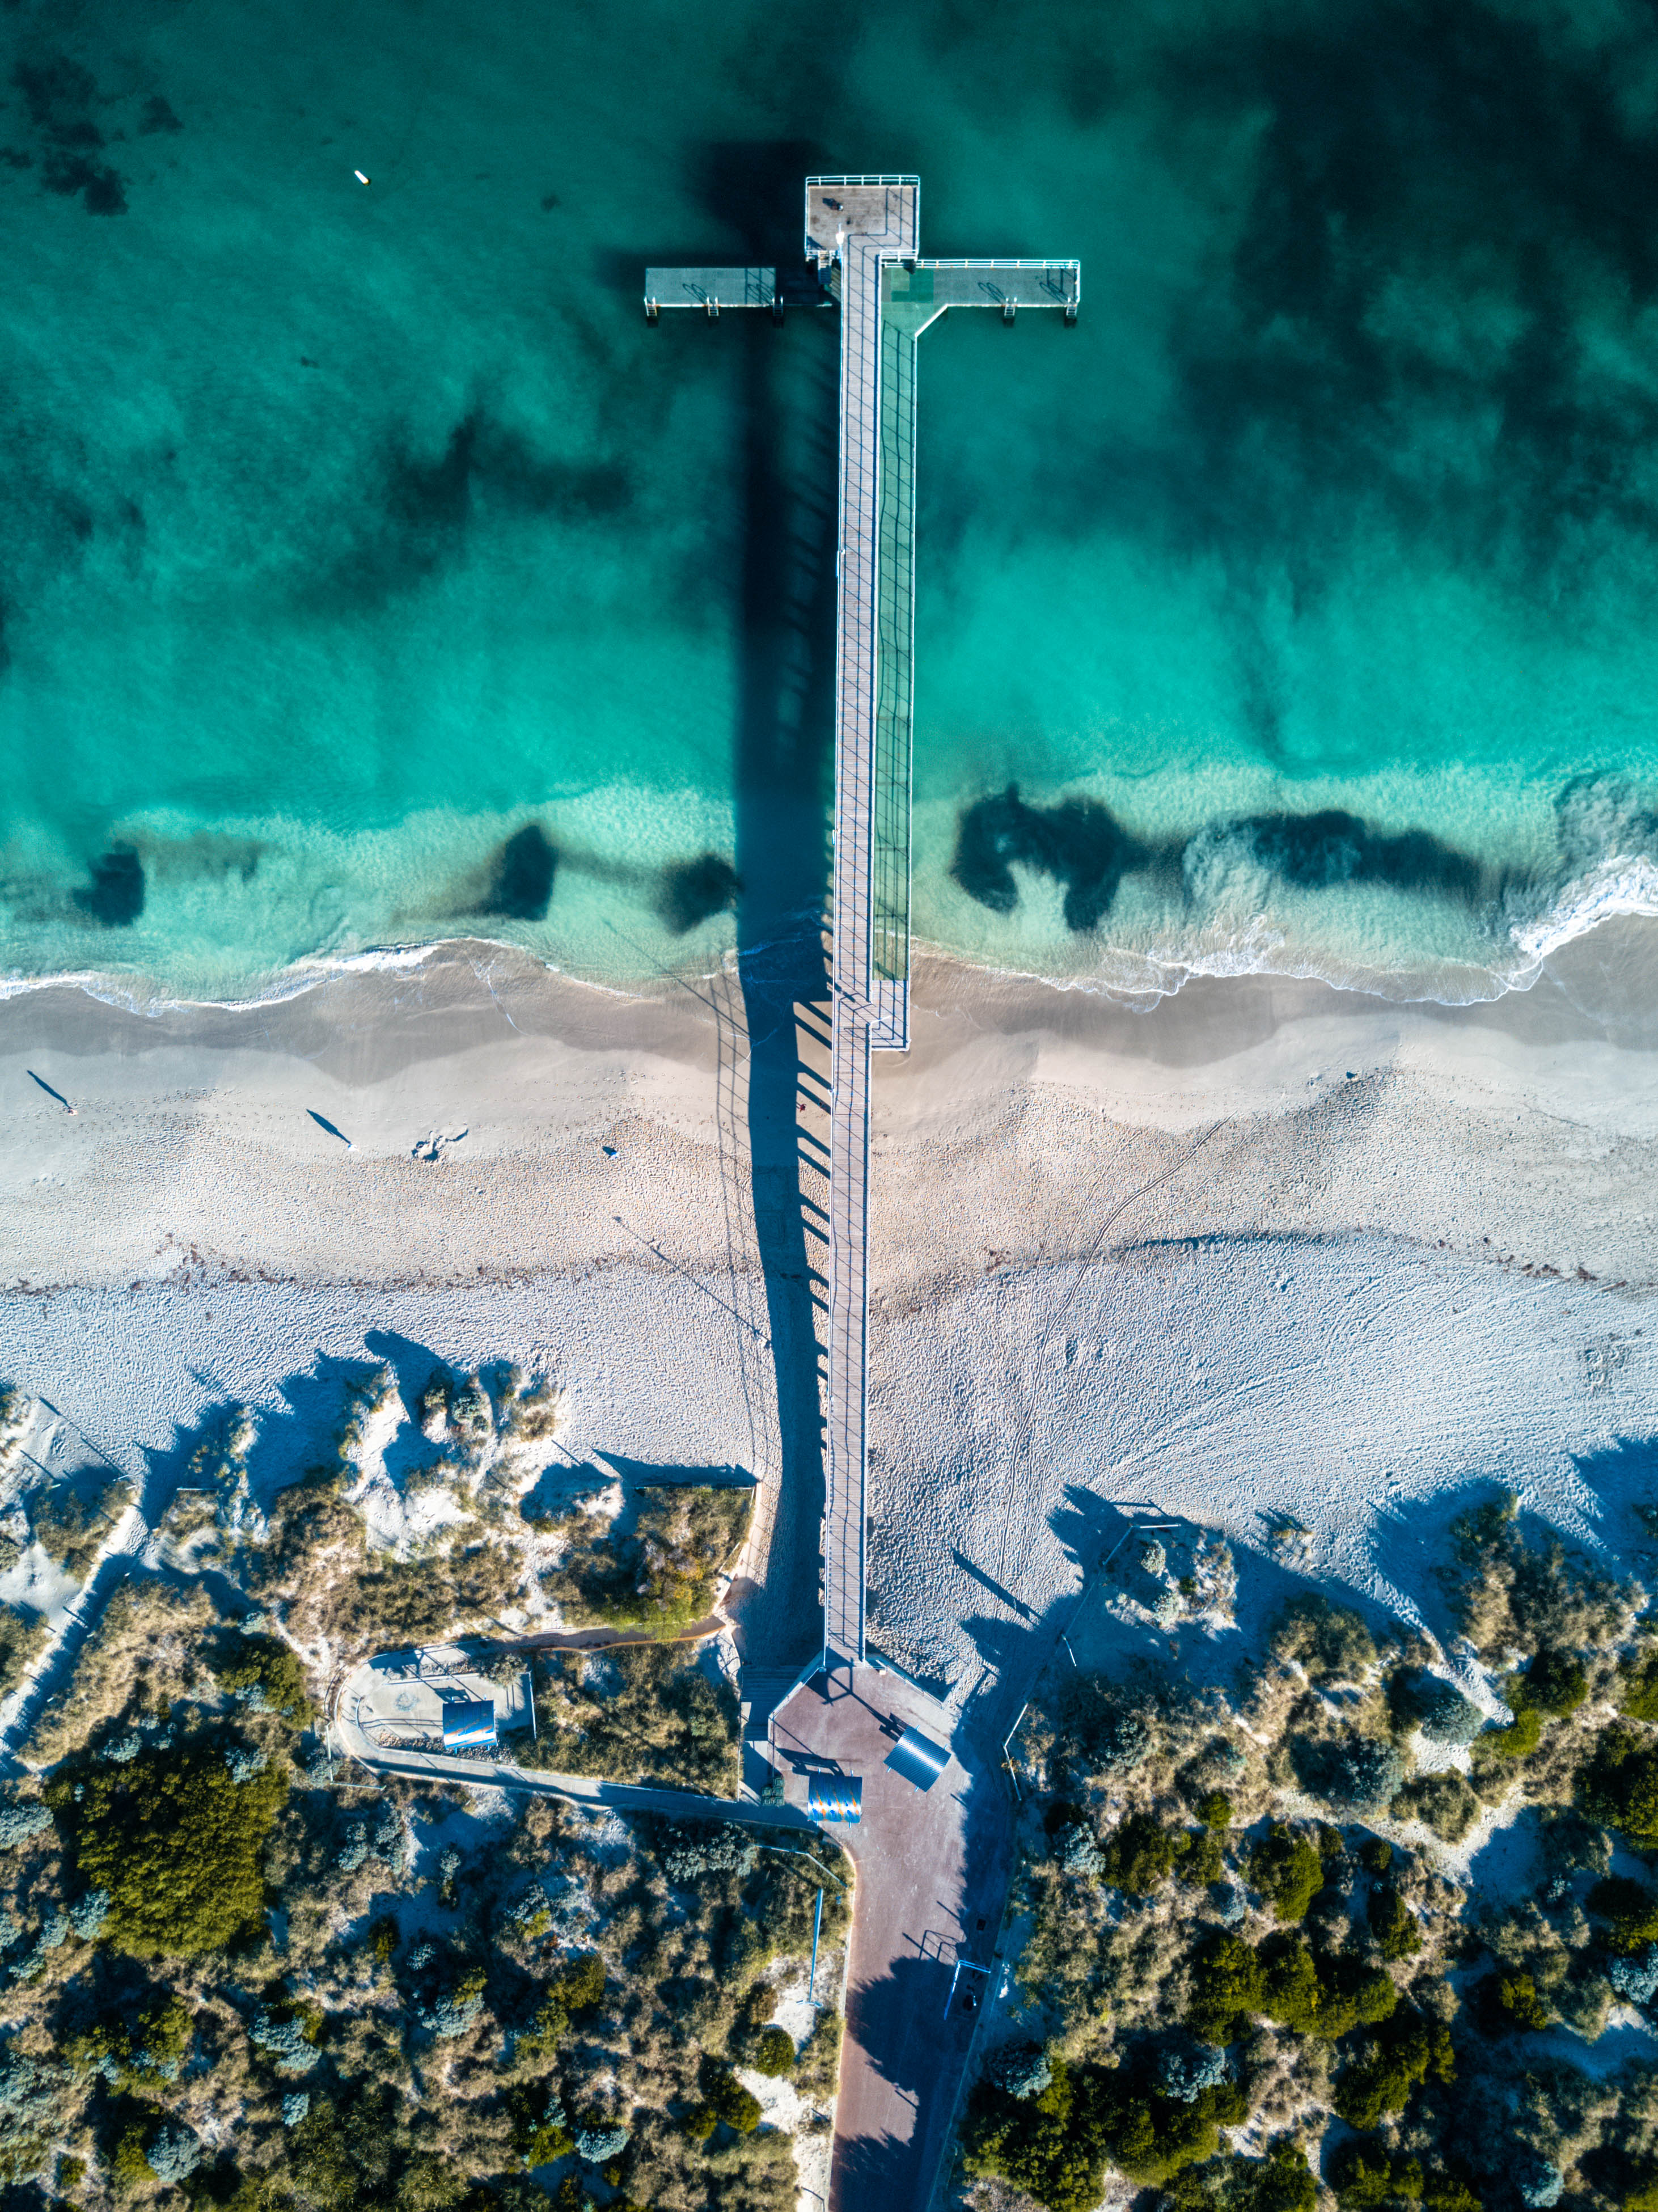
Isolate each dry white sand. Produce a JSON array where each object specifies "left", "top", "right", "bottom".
[
  {"left": 0, "top": 923, "right": 1654, "bottom": 1681},
  {"left": 865, "top": 920, "right": 1658, "bottom": 1695}
]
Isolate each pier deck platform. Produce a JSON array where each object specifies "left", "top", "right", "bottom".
[{"left": 644, "top": 265, "right": 776, "bottom": 311}]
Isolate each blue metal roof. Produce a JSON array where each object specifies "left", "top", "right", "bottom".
[
  {"left": 885, "top": 1725, "right": 949, "bottom": 1791},
  {"left": 807, "top": 1773, "right": 863, "bottom": 1823},
  {"left": 441, "top": 1698, "right": 498, "bottom": 1749}
]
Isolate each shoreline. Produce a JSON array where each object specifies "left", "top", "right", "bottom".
[
  {"left": 0, "top": 919, "right": 1653, "bottom": 1300},
  {"left": 5, "top": 846, "right": 1658, "bottom": 1022}
]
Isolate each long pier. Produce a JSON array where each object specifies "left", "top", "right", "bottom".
[
  {"left": 807, "top": 179, "right": 919, "bottom": 1669},
  {"left": 646, "top": 180, "right": 1080, "bottom": 1676},
  {"left": 803, "top": 179, "right": 1077, "bottom": 1672}
]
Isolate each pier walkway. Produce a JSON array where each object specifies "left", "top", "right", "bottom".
[
  {"left": 807, "top": 179, "right": 920, "bottom": 1672},
  {"left": 644, "top": 183, "right": 1078, "bottom": 1674},
  {"left": 800, "top": 179, "right": 1077, "bottom": 1673}
]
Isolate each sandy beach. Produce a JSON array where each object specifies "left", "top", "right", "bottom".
[{"left": 0, "top": 923, "right": 1655, "bottom": 1680}]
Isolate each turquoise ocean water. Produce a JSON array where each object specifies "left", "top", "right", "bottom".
[{"left": 3, "top": 0, "right": 1658, "bottom": 1005}]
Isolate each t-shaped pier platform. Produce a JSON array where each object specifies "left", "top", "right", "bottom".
[{"left": 645, "top": 177, "right": 1080, "bottom": 1674}]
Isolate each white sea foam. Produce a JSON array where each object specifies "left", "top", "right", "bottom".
[{"left": 1508, "top": 853, "right": 1658, "bottom": 967}]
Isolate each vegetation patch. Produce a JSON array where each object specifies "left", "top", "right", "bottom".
[
  {"left": 27, "top": 1475, "right": 126, "bottom": 1578},
  {"left": 1390, "top": 1771, "right": 1479, "bottom": 1842},
  {"left": 0, "top": 1603, "right": 46, "bottom": 1703},
  {"left": 522, "top": 1642, "right": 739, "bottom": 1794},
  {"left": 48, "top": 1731, "right": 287, "bottom": 1957},
  {"left": 542, "top": 1485, "right": 751, "bottom": 1635},
  {"left": 0, "top": 1372, "right": 844, "bottom": 2209},
  {"left": 963, "top": 1498, "right": 1653, "bottom": 2212}
]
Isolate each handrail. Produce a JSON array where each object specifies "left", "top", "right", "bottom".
[
  {"left": 908, "top": 256, "right": 1080, "bottom": 268},
  {"left": 807, "top": 172, "right": 920, "bottom": 187}
]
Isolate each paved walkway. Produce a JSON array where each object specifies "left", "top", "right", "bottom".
[
  {"left": 772, "top": 1664, "right": 1013, "bottom": 2212},
  {"left": 333, "top": 1659, "right": 817, "bottom": 1832}
]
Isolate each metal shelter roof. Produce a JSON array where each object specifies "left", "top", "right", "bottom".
[
  {"left": 807, "top": 1773, "right": 864, "bottom": 1824},
  {"left": 441, "top": 1698, "right": 498, "bottom": 1749},
  {"left": 885, "top": 1725, "right": 949, "bottom": 1791}
]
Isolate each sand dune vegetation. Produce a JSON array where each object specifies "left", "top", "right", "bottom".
[
  {"left": 960, "top": 1498, "right": 1658, "bottom": 2212},
  {"left": 0, "top": 1353, "right": 834, "bottom": 2207}
]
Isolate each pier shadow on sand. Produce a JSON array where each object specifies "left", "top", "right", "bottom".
[{"left": 675, "top": 137, "right": 838, "bottom": 1673}]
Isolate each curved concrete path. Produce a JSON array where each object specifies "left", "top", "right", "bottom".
[{"left": 333, "top": 1655, "right": 817, "bottom": 1833}]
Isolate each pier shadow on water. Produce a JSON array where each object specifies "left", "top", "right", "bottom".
[{"left": 690, "top": 139, "right": 838, "bottom": 1669}]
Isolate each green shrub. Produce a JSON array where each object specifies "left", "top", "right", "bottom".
[
  {"left": 961, "top": 2058, "right": 1111, "bottom": 2212},
  {"left": 65, "top": 1990, "right": 193, "bottom": 2091},
  {"left": 1253, "top": 2140, "right": 1320, "bottom": 2212},
  {"left": 1422, "top": 2182, "right": 1482, "bottom": 2212},
  {"left": 1360, "top": 1838, "right": 1392, "bottom": 1875},
  {"left": 1390, "top": 1773, "right": 1479, "bottom": 1843},
  {"left": 280, "top": 2084, "right": 411, "bottom": 2207},
  {"left": 1331, "top": 2012, "right": 1453, "bottom": 2130},
  {"left": 751, "top": 2026, "right": 794, "bottom": 2076},
  {"left": 1258, "top": 1939, "right": 1322, "bottom": 2032},
  {"left": 1368, "top": 1884, "right": 1422, "bottom": 1961},
  {"left": 1525, "top": 1646, "right": 1588, "bottom": 1716},
  {"left": 47, "top": 1734, "right": 286, "bottom": 1958},
  {"left": 1180, "top": 1828, "right": 1226, "bottom": 1884},
  {"left": 1471, "top": 1684, "right": 1542, "bottom": 1766},
  {"left": 213, "top": 1635, "right": 315, "bottom": 1726},
  {"left": 1328, "top": 2138, "right": 1425, "bottom": 2207},
  {"left": 1581, "top": 1726, "right": 1658, "bottom": 1843},
  {"left": 1100, "top": 1813, "right": 1179, "bottom": 1894},
  {"left": 511, "top": 2088, "right": 574, "bottom": 2165},
  {"left": 707, "top": 2067, "right": 761, "bottom": 2134},
  {"left": 1587, "top": 1875, "right": 1658, "bottom": 1952},
  {"left": 1198, "top": 1791, "right": 1233, "bottom": 1829},
  {"left": 1270, "top": 1593, "right": 1377, "bottom": 1682},
  {"left": 517, "top": 1956, "right": 606, "bottom": 2059},
  {"left": 1169, "top": 2141, "right": 1318, "bottom": 2212},
  {"left": 682, "top": 2101, "right": 717, "bottom": 2142},
  {"left": 1099, "top": 2072, "right": 1247, "bottom": 2185},
  {"left": 541, "top": 1487, "right": 751, "bottom": 1634},
  {"left": 1186, "top": 1931, "right": 1266, "bottom": 2045},
  {"left": 111, "top": 2123, "right": 151, "bottom": 2192},
  {"left": 1258, "top": 1938, "right": 1395, "bottom": 2038},
  {"left": 1484, "top": 1970, "right": 1548, "bottom": 2031},
  {"left": 1250, "top": 1823, "right": 1324, "bottom": 1921},
  {"left": 1619, "top": 1654, "right": 1658, "bottom": 1723}
]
